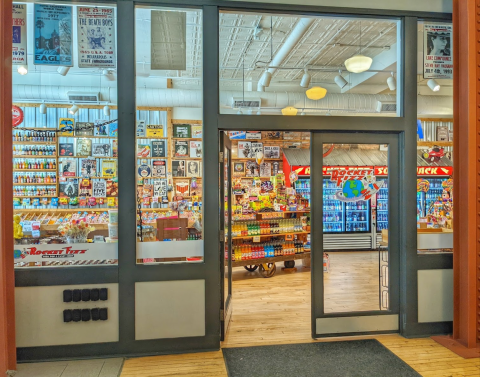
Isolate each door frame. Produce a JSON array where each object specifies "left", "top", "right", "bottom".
[{"left": 311, "top": 132, "right": 401, "bottom": 338}]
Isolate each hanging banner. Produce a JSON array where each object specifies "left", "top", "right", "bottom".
[
  {"left": 77, "top": 7, "right": 116, "bottom": 68},
  {"left": 12, "top": 3, "right": 27, "bottom": 65},
  {"left": 423, "top": 24, "right": 453, "bottom": 79},
  {"left": 34, "top": 4, "right": 73, "bottom": 66}
]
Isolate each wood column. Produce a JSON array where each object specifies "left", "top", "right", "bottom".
[
  {"left": 432, "top": 0, "right": 480, "bottom": 358},
  {"left": 0, "top": 0, "right": 16, "bottom": 374}
]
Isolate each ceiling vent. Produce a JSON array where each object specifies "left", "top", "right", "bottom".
[
  {"left": 232, "top": 98, "right": 261, "bottom": 108},
  {"left": 67, "top": 91, "right": 100, "bottom": 103},
  {"left": 376, "top": 100, "right": 397, "bottom": 113}
]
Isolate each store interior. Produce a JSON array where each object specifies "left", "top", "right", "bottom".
[{"left": 11, "top": 3, "right": 454, "bottom": 348}]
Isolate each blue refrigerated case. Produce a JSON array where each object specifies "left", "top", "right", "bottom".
[
  {"left": 376, "top": 179, "right": 389, "bottom": 232},
  {"left": 322, "top": 179, "right": 345, "bottom": 233},
  {"left": 419, "top": 178, "right": 446, "bottom": 217}
]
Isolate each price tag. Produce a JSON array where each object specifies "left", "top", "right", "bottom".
[{"left": 253, "top": 236, "right": 261, "bottom": 243}]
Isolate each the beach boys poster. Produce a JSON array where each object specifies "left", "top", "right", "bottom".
[
  {"left": 34, "top": 4, "right": 72, "bottom": 66},
  {"left": 12, "top": 3, "right": 27, "bottom": 65},
  {"left": 77, "top": 7, "right": 116, "bottom": 68},
  {"left": 423, "top": 24, "right": 453, "bottom": 79}
]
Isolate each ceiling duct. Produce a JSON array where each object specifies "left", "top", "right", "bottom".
[
  {"left": 376, "top": 100, "right": 397, "bottom": 113},
  {"left": 232, "top": 98, "right": 261, "bottom": 108},
  {"left": 67, "top": 91, "right": 100, "bottom": 103}
]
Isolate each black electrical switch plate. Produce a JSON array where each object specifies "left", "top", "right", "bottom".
[
  {"left": 91, "top": 308, "right": 100, "bottom": 321},
  {"left": 81, "top": 289, "right": 90, "bottom": 302},
  {"left": 99, "top": 308, "right": 108, "bottom": 321},
  {"left": 72, "top": 289, "right": 81, "bottom": 302},
  {"left": 99, "top": 288, "right": 108, "bottom": 301},
  {"left": 63, "top": 310, "right": 72, "bottom": 322},
  {"left": 63, "top": 290, "right": 72, "bottom": 303},
  {"left": 81, "top": 309, "right": 91, "bottom": 321},
  {"left": 72, "top": 309, "right": 81, "bottom": 322},
  {"left": 91, "top": 288, "right": 100, "bottom": 301}
]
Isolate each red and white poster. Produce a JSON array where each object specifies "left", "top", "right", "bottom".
[
  {"left": 424, "top": 23, "right": 453, "bottom": 79},
  {"left": 12, "top": 3, "right": 27, "bottom": 65}
]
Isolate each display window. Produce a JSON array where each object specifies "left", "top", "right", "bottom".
[
  {"left": 135, "top": 6, "right": 204, "bottom": 264},
  {"left": 12, "top": 2, "right": 118, "bottom": 267}
]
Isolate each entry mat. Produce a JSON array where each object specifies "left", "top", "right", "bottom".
[{"left": 222, "top": 339, "right": 421, "bottom": 377}]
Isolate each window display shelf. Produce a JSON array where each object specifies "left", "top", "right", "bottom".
[
  {"left": 13, "top": 183, "right": 57, "bottom": 186},
  {"left": 417, "top": 141, "right": 453, "bottom": 147},
  {"left": 13, "top": 195, "right": 57, "bottom": 198},
  {"left": 13, "top": 169, "right": 56, "bottom": 172},
  {"left": 13, "top": 208, "right": 115, "bottom": 212},
  {"left": 233, "top": 231, "right": 309, "bottom": 240}
]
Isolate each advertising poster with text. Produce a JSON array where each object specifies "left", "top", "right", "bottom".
[
  {"left": 12, "top": 3, "right": 27, "bottom": 65},
  {"left": 423, "top": 24, "right": 453, "bottom": 79}
]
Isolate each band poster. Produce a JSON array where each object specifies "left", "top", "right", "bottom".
[
  {"left": 12, "top": 3, "right": 27, "bottom": 65},
  {"left": 423, "top": 24, "right": 453, "bottom": 79},
  {"left": 34, "top": 4, "right": 73, "bottom": 66},
  {"left": 77, "top": 7, "right": 116, "bottom": 68}
]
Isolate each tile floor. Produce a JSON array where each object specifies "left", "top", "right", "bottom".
[{"left": 14, "top": 358, "right": 124, "bottom": 377}]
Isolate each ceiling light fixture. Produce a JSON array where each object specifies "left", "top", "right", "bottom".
[
  {"left": 306, "top": 86, "right": 327, "bottom": 100},
  {"left": 17, "top": 66, "right": 28, "bottom": 75},
  {"left": 69, "top": 104, "right": 79, "bottom": 115},
  {"left": 334, "top": 71, "right": 348, "bottom": 89},
  {"left": 300, "top": 111, "right": 306, "bottom": 116},
  {"left": 39, "top": 103, "right": 47, "bottom": 114},
  {"left": 427, "top": 79, "right": 440, "bottom": 92},
  {"left": 57, "top": 66, "right": 70, "bottom": 76},
  {"left": 345, "top": 21, "right": 372, "bottom": 73},
  {"left": 103, "top": 105, "right": 111, "bottom": 116},
  {"left": 300, "top": 68, "right": 311, "bottom": 88},
  {"left": 387, "top": 72, "right": 396, "bottom": 91},
  {"left": 103, "top": 69, "right": 115, "bottom": 81},
  {"left": 281, "top": 106, "right": 298, "bottom": 116},
  {"left": 260, "top": 69, "right": 272, "bottom": 87}
]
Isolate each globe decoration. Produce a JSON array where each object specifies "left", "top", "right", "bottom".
[{"left": 342, "top": 179, "right": 364, "bottom": 199}]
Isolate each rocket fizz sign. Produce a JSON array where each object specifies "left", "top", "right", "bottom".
[{"left": 329, "top": 168, "right": 384, "bottom": 202}]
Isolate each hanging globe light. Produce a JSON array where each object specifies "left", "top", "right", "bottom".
[
  {"left": 281, "top": 106, "right": 298, "bottom": 116},
  {"left": 344, "top": 55, "right": 373, "bottom": 73},
  {"left": 305, "top": 86, "right": 327, "bottom": 100}
]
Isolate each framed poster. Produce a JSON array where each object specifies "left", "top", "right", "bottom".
[
  {"left": 80, "top": 158, "right": 97, "bottom": 177},
  {"left": 272, "top": 161, "right": 280, "bottom": 176},
  {"left": 245, "top": 161, "right": 259, "bottom": 177},
  {"left": 246, "top": 131, "right": 262, "bottom": 140},
  {"left": 59, "top": 178, "right": 78, "bottom": 198},
  {"left": 260, "top": 162, "right": 272, "bottom": 177},
  {"left": 102, "top": 160, "right": 117, "bottom": 178},
  {"left": 264, "top": 146, "right": 280, "bottom": 159},
  {"left": 175, "top": 180, "right": 190, "bottom": 197},
  {"left": 58, "top": 118, "right": 74, "bottom": 136},
  {"left": 79, "top": 178, "right": 92, "bottom": 196},
  {"left": 60, "top": 158, "right": 76, "bottom": 177},
  {"left": 106, "top": 180, "right": 118, "bottom": 197},
  {"left": 237, "top": 142, "right": 251, "bottom": 158},
  {"left": 34, "top": 4, "right": 73, "bottom": 66},
  {"left": 174, "top": 140, "right": 189, "bottom": 157},
  {"left": 94, "top": 120, "right": 108, "bottom": 136},
  {"left": 136, "top": 120, "right": 146, "bottom": 137},
  {"left": 423, "top": 24, "right": 453, "bottom": 79},
  {"left": 112, "top": 139, "right": 118, "bottom": 157},
  {"left": 152, "top": 160, "right": 166, "bottom": 177},
  {"left": 76, "top": 139, "right": 92, "bottom": 156},
  {"left": 250, "top": 142, "right": 263, "bottom": 158},
  {"left": 146, "top": 124, "right": 163, "bottom": 138},
  {"left": 137, "top": 162, "right": 151, "bottom": 178},
  {"left": 59, "top": 143, "right": 74, "bottom": 156},
  {"left": 186, "top": 160, "right": 200, "bottom": 177},
  {"left": 77, "top": 7, "right": 115, "bottom": 68},
  {"left": 173, "top": 124, "right": 191, "bottom": 138},
  {"left": 92, "top": 180, "right": 107, "bottom": 197},
  {"left": 108, "top": 122, "right": 118, "bottom": 137},
  {"left": 233, "top": 162, "right": 245, "bottom": 176},
  {"left": 153, "top": 179, "right": 167, "bottom": 197},
  {"left": 75, "top": 122, "right": 94, "bottom": 136},
  {"left": 137, "top": 144, "right": 151, "bottom": 158},
  {"left": 12, "top": 4, "right": 27, "bottom": 65},
  {"left": 189, "top": 141, "right": 202, "bottom": 158},
  {"left": 192, "top": 125, "right": 202, "bottom": 139},
  {"left": 229, "top": 131, "right": 246, "bottom": 139},
  {"left": 92, "top": 143, "right": 111, "bottom": 157},
  {"left": 151, "top": 140, "right": 166, "bottom": 157},
  {"left": 172, "top": 160, "right": 186, "bottom": 177}
]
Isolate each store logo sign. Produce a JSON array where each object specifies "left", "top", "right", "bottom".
[
  {"left": 24, "top": 246, "right": 88, "bottom": 258},
  {"left": 330, "top": 169, "right": 384, "bottom": 202}
]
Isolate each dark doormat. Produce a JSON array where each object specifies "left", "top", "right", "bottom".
[{"left": 222, "top": 339, "right": 421, "bottom": 377}]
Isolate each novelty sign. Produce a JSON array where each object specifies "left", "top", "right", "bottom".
[{"left": 330, "top": 169, "right": 384, "bottom": 202}]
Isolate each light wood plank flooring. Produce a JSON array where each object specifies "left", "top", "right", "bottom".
[{"left": 121, "top": 252, "right": 480, "bottom": 377}]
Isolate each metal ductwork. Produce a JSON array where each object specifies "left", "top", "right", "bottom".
[{"left": 12, "top": 85, "right": 453, "bottom": 115}]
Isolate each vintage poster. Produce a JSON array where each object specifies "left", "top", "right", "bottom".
[
  {"left": 233, "top": 162, "right": 245, "bottom": 176},
  {"left": 75, "top": 121, "right": 94, "bottom": 136},
  {"left": 246, "top": 131, "right": 262, "bottom": 140},
  {"left": 192, "top": 125, "right": 202, "bottom": 139},
  {"left": 12, "top": 4, "right": 27, "bottom": 65},
  {"left": 137, "top": 162, "right": 151, "bottom": 178},
  {"left": 108, "top": 122, "right": 118, "bottom": 137},
  {"left": 151, "top": 140, "right": 166, "bottom": 157},
  {"left": 259, "top": 162, "right": 272, "bottom": 178},
  {"left": 175, "top": 180, "right": 190, "bottom": 197},
  {"left": 106, "top": 180, "right": 118, "bottom": 197},
  {"left": 92, "top": 143, "right": 111, "bottom": 157},
  {"left": 186, "top": 160, "right": 201, "bottom": 178},
  {"left": 152, "top": 160, "right": 166, "bottom": 177},
  {"left": 76, "top": 139, "right": 92, "bottom": 156},
  {"left": 59, "top": 143, "right": 74, "bottom": 156},
  {"left": 112, "top": 139, "right": 118, "bottom": 157},
  {"left": 94, "top": 120, "right": 108, "bottom": 136},
  {"left": 80, "top": 158, "right": 97, "bottom": 177},
  {"left": 173, "top": 124, "right": 191, "bottom": 138},
  {"left": 58, "top": 118, "right": 74, "bottom": 136},
  {"left": 237, "top": 142, "right": 251, "bottom": 159},
  {"left": 189, "top": 141, "right": 202, "bottom": 158},
  {"left": 59, "top": 178, "right": 78, "bottom": 198},
  {"left": 146, "top": 124, "right": 163, "bottom": 138},
  {"left": 137, "top": 143, "right": 151, "bottom": 158},
  {"left": 60, "top": 158, "right": 76, "bottom": 177},
  {"left": 264, "top": 145, "right": 280, "bottom": 159},
  {"left": 102, "top": 159, "right": 117, "bottom": 178},
  {"left": 92, "top": 180, "right": 107, "bottom": 197},
  {"left": 272, "top": 161, "right": 280, "bottom": 176},
  {"left": 250, "top": 142, "right": 263, "bottom": 158},
  {"left": 423, "top": 24, "right": 453, "bottom": 79},
  {"left": 229, "top": 131, "right": 246, "bottom": 140},
  {"left": 79, "top": 178, "right": 92, "bottom": 196},
  {"left": 34, "top": 4, "right": 72, "bottom": 66},
  {"left": 174, "top": 140, "right": 189, "bottom": 157},
  {"left": 245, "top": 161, "right": 259, "bottom": 177},
  {"left": 77, "top": 7, "right": 116, "bottom": 68},
  {"left": 172, "top": 160, "right": 185, "bottom": 177},
  {"left": 262, "top": 131, "right": 282, "bottom": 140},
  {"left": 136, "top": 120, "right": 146, "bottom": 137},
  {"left": 153, "top": 179, "right": 167, "bottom": 197}
]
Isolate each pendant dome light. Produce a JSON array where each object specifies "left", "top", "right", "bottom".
[
  {"left": 281, "top": 106, "right": 298, "bottom": 116},
  {"left": 306, "top": 86, "right": 327, "bottom": 100},
  {"left": 345, "top": 21, "right": 372, "bottom": 73},
  {"left": 300, "top": 69, "right": 311, "bottom": 88}
]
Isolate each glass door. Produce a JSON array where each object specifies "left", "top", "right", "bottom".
[
  {"left": 220, "top": 131, "right": 233, "bottom": 340},
  {"left": 311, "top": 133, "right": 400, "bottom": 337}
]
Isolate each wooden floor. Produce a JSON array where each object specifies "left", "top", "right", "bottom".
[{"left": 121, "top": 252, "right": 480, "bottom": 377}]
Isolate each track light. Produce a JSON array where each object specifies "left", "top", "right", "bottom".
[
  {"left": 300, "top": 69, "right": 311, "bottom": 88},
  {"left": 57, "top": 66, "right": 70, "bottom": 76},
  {"left": 17, "top": 66, "right": 28, "bottom": 75},
  {"left": 260, "top": 69, "right": 272, "bottom": 87},
  {"left": 69, "top": 104, "right": 79, "bottom": 115},
  {"left": 103, "top": 69, "right": 115, "bottom": 81},
  {"left": 300, "top": 111, "right": 306, "bottom": 116},
  {"left": 387, "top": 73, "right": 396, "bottom": 91},
  {"left": 334, "top": 73, "right": 348, "bottom": 89},
  {"left": 257, "top": 81, "right": 265, "bottom": 92},
  {"left": 103, "top": 105, "right": 110, "bottom": 117},
  {"left": 427, "top": 79, "right": 440, "bottom": 92},
  {"left": 39, "top": 103, "right": 47, "bottom": 114}
]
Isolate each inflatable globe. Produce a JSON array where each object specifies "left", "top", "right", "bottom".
[{"left": 342, "top": 179, "right": 364, "bottom": 199}]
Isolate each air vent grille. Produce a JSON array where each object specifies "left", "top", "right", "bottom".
[
  {"left": 67, "top": 91, "right": 100, "bottom": 103},
  {"left": 232, "top": 98, "right": 261, "bottom": 108},
  {"left": 376, "top": 101, "right": 397, "bottom": 112}
]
